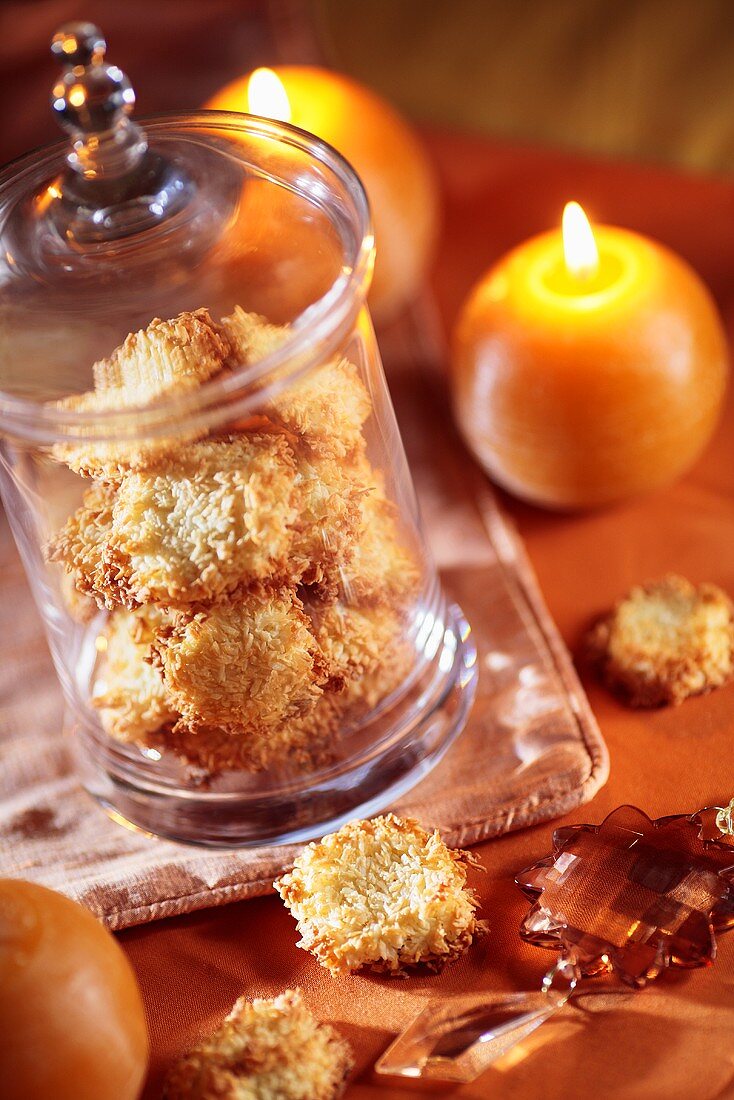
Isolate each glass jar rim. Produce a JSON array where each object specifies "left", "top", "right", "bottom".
[{"left": 0, "top": 110, "right": 374, "bottom": 444}]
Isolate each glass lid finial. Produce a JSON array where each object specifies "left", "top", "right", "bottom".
[
  {"left": 50, "top": 22, "right": 146, "bottom": 180},
  {"left": 40, "top": 22, "right": 192, "bottom": 243}
]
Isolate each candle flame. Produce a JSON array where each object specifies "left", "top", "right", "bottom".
[
  {"left": 562, "top": 201, "right": 599, "bottom": 280},
  {"left": 247, "top": 67, "right": 291, "bottom": 123}
]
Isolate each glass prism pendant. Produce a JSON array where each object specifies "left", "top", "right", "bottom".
[
  {"left": 376, "top": 801, "right": 734, "bottom": 1084},
  {"left": 376, "top": 956, "right": 578, "bottom": 1082}
]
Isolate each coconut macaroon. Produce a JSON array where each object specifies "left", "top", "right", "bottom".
[
  {"left": 53, "top": 309, "right": 232, "bottom": 478},
  {"left": 93, "top": 607, "right": 177, "bottom": 742},
  {"left": 49, "top": 435, "right": 299, "bottom": 609},
  {"left": 221, "top": 308, "right": 372, "bottom": 459},
  {"left": 587, "top": 574, "right": 734, "bottom": 706},
  {"left": 47, "top": 483, "right": 119, "bottom": 609},
  {"left": 275, "top": 814, "right": 483, "bottom": 976},
  {"left": 93, "top": 607, "right": 343, "bottom": 772},
  {"left": 151, "top": 590, "right": 330, "bottom": 735},
  {"left": 48, "top": 438, "right": 371, "bottom": 611},
  {"left": 164, "top": 989, "right": 353, "bottom": 1100},
  {"left": 107, "top": 435, "right": 297, "bottom": 605},
  {"left": 340, "top": 487, "right": 422, "bottom": 610},
  {"left": 91, "top": 309, "right": 229, "bottom": 404}
]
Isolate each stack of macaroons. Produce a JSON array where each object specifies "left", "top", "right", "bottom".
[{"left": 48, "top": 307, "right": 420, "bottom": 773}]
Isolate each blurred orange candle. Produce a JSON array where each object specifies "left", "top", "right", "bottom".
[
  {"left": 452, "top": 203, "right": 728, "bottom": 509},
  {"left": 206, "top": 66, "right": 439, "bottom": 324}
]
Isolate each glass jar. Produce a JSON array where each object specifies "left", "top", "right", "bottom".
[{"left": 0, "top": 25, "right": 476, "bottom": 846}]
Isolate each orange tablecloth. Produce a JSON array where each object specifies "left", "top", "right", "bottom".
[{"left": 120, "top": 132, "right": 734, "bottom": 1100}]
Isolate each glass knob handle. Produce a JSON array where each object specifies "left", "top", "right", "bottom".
[
  {"left": 50, "top": 22, "right": 145, "bottom": 180},
  {"left": 41, "top": 23, "right": 192, "bottom": 243}
]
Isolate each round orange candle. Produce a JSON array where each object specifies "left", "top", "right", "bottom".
[
  {"left": 452, "top": 203, "right": 728, "bottom": 509},
  {"left": 0, "top": 880, "right": 148, "bottom": 1100},
  {"left": 206, "top": 66, "right": 439, "bottom": 324}
]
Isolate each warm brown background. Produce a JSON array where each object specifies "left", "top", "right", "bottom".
[
  {"left": 3, "top": 0, "right": 734, "bottom": 173},
  {"left": 318, "top": 0, "right": 734, "bottom": 175}
]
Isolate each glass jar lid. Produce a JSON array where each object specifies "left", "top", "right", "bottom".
[{"left": 0, "top": 23, "right": 373, "bottom": 436}]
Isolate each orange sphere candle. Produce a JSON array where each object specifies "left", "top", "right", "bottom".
[
  {"left": 452, "top": 202, "right": 728, "bottom": 509},
  {"left": 206, "top": 66, "right": 439, "bottom": 324},
  {"left": 0, "top": 880, "right": 149, "bottom": 1100}
]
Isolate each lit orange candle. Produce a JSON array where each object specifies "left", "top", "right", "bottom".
[
  {"left": 452, "top": 203, "right": 728, "bottom": 509},
  {"left": 206, "top": 66, "right": 439, "bottom": 324}
]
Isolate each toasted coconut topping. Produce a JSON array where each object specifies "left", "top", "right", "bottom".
[
  {"left": 53, "top": 309, "right": 231, "bottom": 478},
  {"left": 221, "top": 304, "right": 289, "bottom": 366},
  {"left": 152, "top": 590, "right": 329, "bottom": 734},
  {"left": 313, "top": 603, "right": 406, "bottom": 688},
  {"left": 47, "top": 483, "right": 119, "bottom": 609},
  {"left": 587, "top": 574, "right": 734, "bottom": 707},
  {"left": 276, "top": 814, "right": 484, "bottom": 976},
  {"left": 152, "top": 695, "right": 344, "bottom": 776},
  {"left": 221, "top": 308, "right": 372, "bottom": 458},
  {"left": 270, "top": 357, "right": 372, "bottom": 459},
  {"left": 93, "top": 607, "right": 177, "bottom": 742},
  {"left": 290, "top": 453, "right": 364, "bottom": 598},
  {"left": 164, "top": 988, "right": 353, "bottom": 1100},
  {"left": 59, "top": 569, "right": 98, "bottom": 624},
  {"left": 341, "top": 487, "right": 422, "bottom": 610},
  {"left": 53, "top": 432, "right": 186, "bottom": 482},
  {"left": 92, "top": 308, "right": 229, "bottom": 408}
]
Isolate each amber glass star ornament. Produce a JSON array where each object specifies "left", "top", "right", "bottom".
[
  {"left": 377, "top": 802, "right": 734, "bottom": 1085},
  {"left": 516, "top": 804, "right": 734, "bottom": 988}
]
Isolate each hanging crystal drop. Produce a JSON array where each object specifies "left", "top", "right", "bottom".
[{"left": 375, "top": 955, "right": 581, "bottom": 1084}]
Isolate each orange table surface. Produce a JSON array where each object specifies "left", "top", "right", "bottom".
[{"left": 120, "top": 131, "right": 734, "bottom": 1100}]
